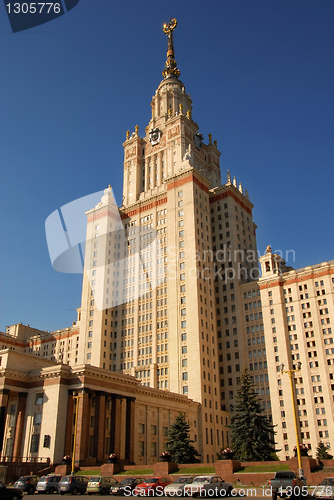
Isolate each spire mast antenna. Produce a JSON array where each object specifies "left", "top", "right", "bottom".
[{"left": 162, "top": 18, "right": 180, "bottom": 79}]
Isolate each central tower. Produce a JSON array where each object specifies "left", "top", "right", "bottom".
[
  {"left": 78, "top": 20, "right": 259, "bottom": 462},
  {"left": 122, "top": 18, "right": 221, "bottom": 206},
  {"left": 117, "top": 21, "right": 226, "bottom": 462}
]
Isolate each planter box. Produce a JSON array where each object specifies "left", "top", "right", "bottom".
[
  {"left": 154, "top": 462, "right": 178, "bottom": 475},
  {"left": 216, "top": 459, "right": 241, "bottom": 477},
  {"left": 55, "top": 464, "right": 72, "bottom": 475},
  {"left": 101, "top": 463, "right": 124, "bottom": 475}
]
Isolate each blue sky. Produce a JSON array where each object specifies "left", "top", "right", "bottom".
[{"left": 1, "top": 0, "right": 334, "bottom": 333}]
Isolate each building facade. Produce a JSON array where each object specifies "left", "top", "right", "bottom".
[
  {"left": 0, "top": 21, "right": 334, "bottom": 464},
  {"left": 0, "top": 349, "right": 199, "bottom": 465},
  {"left": 258, "top": 248, "right": 334, "bottom": 459}
]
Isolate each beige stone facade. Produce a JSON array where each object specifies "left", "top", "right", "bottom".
[
  {"left": 1, "top": 22, "right": 334, "bottom": 466},
  {"left": 0, "top": 349, "right": 199, "bottom": 465},
  {"left": 75, "top": 29, "right": 242, "bottom": 462},
  {"left": 258, "top": 249, "right": 334, "bottom": 459}
]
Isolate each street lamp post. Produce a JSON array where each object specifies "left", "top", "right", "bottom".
[
  {"left": 280, "top": 362, "right": 304, "bottom": 479},
  {"left": 71, "top": 392, "right": 83, "bottom": 476}
]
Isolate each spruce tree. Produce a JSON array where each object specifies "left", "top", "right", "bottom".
[
  {"left": 316, "top": 441, "right": 333, "bottom": 460},
  {"left": 166, "top": 412, "right": 200, "bottom": 463},
  {"left": 230, "top": 368, "right": 276, "bottom": 461}
]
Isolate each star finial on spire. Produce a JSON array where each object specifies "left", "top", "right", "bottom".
[{"left": 162, "top": 18, "right": 180, "bottom": 79}]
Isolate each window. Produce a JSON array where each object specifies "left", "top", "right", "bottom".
[
  {"left": 138, "top": 423, "right": 145, "bottom": 434},
  {"left": 138, "top": 441, "right": 144, "bottom": 457},
  {"left": 35, "top": 393, "right": 43, "bottom": 405},
  {"left": 30, "top": 434, "right": 40, "bottom": 453},
  {"left": 33, "top": 413, "right": 42, "bottom": 425},
  {"left": 151, "top": 441, "right": 157, "bottom": 457}
]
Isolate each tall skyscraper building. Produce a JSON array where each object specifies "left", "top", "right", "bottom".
[
  {"left": 1, "top": 20, "right": 333, "bottom": 465},
  {"left": 76, "top": 19, "right": 259, "bottom": 460}
]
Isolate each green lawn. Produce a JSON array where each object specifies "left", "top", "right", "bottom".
[
  {"left": 75, "top": 469, "right": 100, "bottom": 476},
  {"left": 117, "top": 469, "right": 154, "bottom": 475},
  {"left": 74, "top": 463, "right": 288, "bottom": 477},
  {"left": 238, "top": 464, "right": 289, "bottom": 473}
]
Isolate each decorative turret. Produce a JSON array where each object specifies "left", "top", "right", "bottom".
[
  {"left": 162, "top": 18, "right": 180, "bottom": 79},
  {"left": 259, "top": 245, "right": 293, "bottom": 277}
]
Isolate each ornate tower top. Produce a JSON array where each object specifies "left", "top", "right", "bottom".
[{"left": 162, "top": 18, "right": 180, "bottom": 79}]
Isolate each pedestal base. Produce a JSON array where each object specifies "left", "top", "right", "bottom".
[
  {"left": 288, "top": 456, "right": 317, "bottom": 476},
  {"left": 55, "top": 464, "right": 72, "bottom": 475},
  {"left": 101, "top": 463, "right": 124, "bottom": 475},
  {"left": 215, "top": 459, "right": 241, "bottom": 482},
  {"left": 153, "top": 462, "right": 178, "bottom": 475}
]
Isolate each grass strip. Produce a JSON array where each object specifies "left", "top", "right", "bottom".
[
  {"left": 117, "top": 469, "right": 154, "bottom": 475},
  {"left": 237, "top": 464, "right": 289, "bottom": 473}
]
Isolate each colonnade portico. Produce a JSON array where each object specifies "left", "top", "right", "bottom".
[
  {"left": 0, "top": 389, "right": 10, "bottom": 456},
  {"left": 65, "top": 389, "right": 136, "bottom": 465},
  {"left": 0, "top": 351, "right": 199, "bottom": 466},
  {"left": 0, "top": 389, "right": 28, "bottom": 461}
]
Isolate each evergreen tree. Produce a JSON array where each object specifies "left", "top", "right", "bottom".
[
  {"left": 316, "top": 441, "right": 333, "bottom": 460},
  {"left": 230, "top": 368, "right": 277, "bottom": 461},
  {"left": 166, "top": 413, "right": 201, "bottom": 463}
]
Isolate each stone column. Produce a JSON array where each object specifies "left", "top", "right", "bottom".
[
  {"left": 110, "top": 395, "right": 122, "bottom": 457},
  {"left": 75, "top": 391, "right": 90, "bottom": 463},
  {"left": 157, "top": 153, "right": 162, "bottom": 187},
  {"left": 64, "top": 391, "right": 74, "bottom": 457},
  {"left": 0, "top": 389, "right": 10, "bottom": 454},
  {"left": 151, "top": 156, "right": 156, "bottom": 189},
  {"left": 94, "top": 392, "right": 106, "bottom": 463},
  {"left": 125, "top": 397, "right": 135, "bottom": 463},
  {"left": 145, "top": 162, "right": 149, "bottom": 191},
  {"left": 12, "top": 392, "right": 28, "bottom": 460}
]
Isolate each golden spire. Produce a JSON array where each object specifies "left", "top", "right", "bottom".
[{"left": 162, "top": 18, "right": 180, "bottom": 79}]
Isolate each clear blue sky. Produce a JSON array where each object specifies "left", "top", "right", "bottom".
[{"left": 1, "top": 0, "right": 334, "bottom": 333}]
